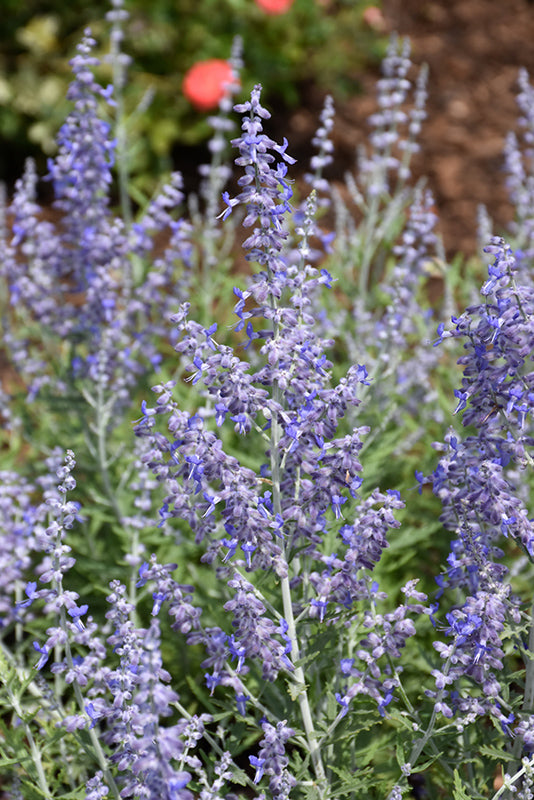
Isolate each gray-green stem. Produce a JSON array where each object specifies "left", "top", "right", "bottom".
[
  {"left": 523, "top": 601, "right": 534, "bottom": 714},
  {"left": 490, "top": 755, "right": 534, "bottom": 800},
  {"left": 408, "top": 652, "right": 454, "bottom": 771},
  {"left": 8, "top": 687, "right": 52, "bottom": 798},
  {"left": 268, "top": 314, "right": 328, "bottom": 792},
  {"left": 273, "top": 404, "right": 328, "bottom": 792},
  {"left": 109, "top": 13, "right": 132, "bottom": 230},
  {"left": 59, "top": 604, "right": 121, "bottom": 799},
  {"left": 51, "top": 499, "right": 121, "bottom": 799},
  {"left": 509, "top": 600, "right": 534, "bottom": 788}
]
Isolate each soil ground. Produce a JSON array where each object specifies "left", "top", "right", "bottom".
[{"left": 282, "top": 0, "right": 534, "bottom": 258}]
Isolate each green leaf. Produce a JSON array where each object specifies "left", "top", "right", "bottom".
[
  {"left": 478, "top": 744, "right": 515, "bottom": 763},
  {"left": 285, "top": 677, "right": 307, "bottom": 702},
  {"left": 395, "top": 741, "right": 406, "bottom": 769},
  {"left": 453, "top": 768, "right": 471, "bottom": 800},
  {"left": 184, "top": 674, "right": 218, "bottom": 713},
  {"left": 328, "top": 764, "right": 375, "bottom": 797},
  {"left": 411, "top": 753, "right": 442, "bottom": 773}
]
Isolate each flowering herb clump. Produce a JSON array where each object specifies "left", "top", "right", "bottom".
[{"left": 3, "top": 3, "right": 534, "bottom": 799}]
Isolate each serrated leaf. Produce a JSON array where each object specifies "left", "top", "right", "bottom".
[
  {"left": 386, "top": 708, "right": 421, "bottom": 733},
  {"left": 328, "top": 764, "right": 373, "bottom": 781},
  {"left": 478, "top": 744, "right": 515, "bottom": 762},
  {"left": 396, "top": 741, "right": 406, "bottom": 768},
  {"left": 225, "top": 766, "right": 249, "bottom": 786},
  {"left": 411, "top": 753, "right": 441, "bottom": 773},
  {"left": 326, "top": 689, "right": 338, "bottom": 720},
  {"left": 328, "top": 764, "right": 375, "bottom": 796},
  {"left": 286, "top": 677, "right": 307, "bottom": 702},
  {"left": 0, "top": 752, "right": 29, "bottom": 767},
  {"left": 453, "top": 768, "right": 471, "bottom": 800},
  {"left": 300, "top": 784, "right": 322, "bottom": 800}
]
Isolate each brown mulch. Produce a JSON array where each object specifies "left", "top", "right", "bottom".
[{"left": 283, "top": 0, "right": 534, "bottom": 258}]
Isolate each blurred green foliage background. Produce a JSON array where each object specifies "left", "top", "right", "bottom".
[{"left": 0, "top": 0, "right": 386, "bottom": 191}]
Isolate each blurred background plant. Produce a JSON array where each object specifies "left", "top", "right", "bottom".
[{"left": 0, "top": 0, "right": 387, "bottom": 196}]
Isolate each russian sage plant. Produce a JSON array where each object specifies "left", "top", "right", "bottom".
[
  {"left": 133, "top": 83, "right": 431, "bottom": 799},
  {"left": 417, "top": 236, "right": 534, "bottom": 799},
  {"left": 2, "top": 3, "right": 534, "bottom": 799}
]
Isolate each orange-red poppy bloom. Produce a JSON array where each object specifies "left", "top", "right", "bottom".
[
  {"left": 182, "top": 59, "right": 234, "bottom": 112},
  {"left": 255, "top": 0, "right": 295, "bottom": 14},
  {"left": 362, "top": 6, "right": 387, "bottom": 32}
]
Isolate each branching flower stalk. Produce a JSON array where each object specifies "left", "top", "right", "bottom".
[
  {"left": 27, "top": 451, "right": 121, "bottom": 798},
  {"left": 105, "top": 0, "right": 132, "bottom": 228},
  {"left": 426, "top": 235, "right": 534, "bottom": 798},
  {"left": 408, "top": 652, "right": 455, "bottom": 767},
  {"left": 188, "top": 37, "right": 243, "bottom": 329},
  {"left": 491, "top": 755, "right": 534, "bottom": 800},
  {"left": 56, "top": 606, "right": 121, "bottom": 799},
  {"left": 356, "top": 36, "right": 423, "bottom": 297},
  {"left": 237, "top": 85, "right": 328, "bottom": 793},
  {"left": 10, "top": 696, "right": 52, "bottom": 797},
  {"left": 511, "top": 600, "right": 534, "bottom": 773}
]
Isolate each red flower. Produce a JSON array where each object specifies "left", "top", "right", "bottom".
[
  {"left": 255, "top": 0, "right": 295, "bottom": 14},
  {"left": 182, "top": 59, "right": 234, "bottom": 112},
  {"left": 362, "top": 6, "right": 387, "bottom": 32}
]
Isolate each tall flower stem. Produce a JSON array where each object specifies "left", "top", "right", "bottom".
[
  {"left": 58, "top": 604, "right": 121, "bottom": 800},
  {"left": 523, "top": 602, "right": 534, "bottom": 713},
  {"left": 268, "top": 282, "right": 328, "bottom": 792},
  {"left": 81, "top": 380, "right": 123, "bottom": 523},
  {"left": 272, "top": 403, "right": 328, "bottom": 792},
  {"left": 49, "top": 498, "right": 121, "bottom": 799},
  {"left": 107, "top": 0, "right": 132, "bottom": 229},
  {"left": 511, "top": 600, "right": 534, "bottom": 772},
  {"left": 228, "top": 85, "right": 329, "bottom": 793},
  {"left": 408, "top": 652, "right": 454, "bottom": 769},
  {"left": 7, "top": 686, "right": 52, "bottom": 798}
]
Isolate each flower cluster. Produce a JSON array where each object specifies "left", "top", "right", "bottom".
[
  {"left": 359, "top": 34, "right": 427, "bottom": 193},
  {"left": 249, "top": 720, "right": 296, "bottom": 799},
  {"left": 504, "top": 68, "right": 534, "bottom": 258},
  {"left": 1, "top": 30, "right": 193, "bottom": 421},
  {"left": 12, "top": 454, "right": 241, "bottom": 798},
  {"left": 429, "top": 236, "right": 534, "bottom": 742},
  {"left": 133, "top": 82, "right": 428, "bottom": 800},
  {"left": 6, "top": 8, "right": 534, "bottom": 800}
]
